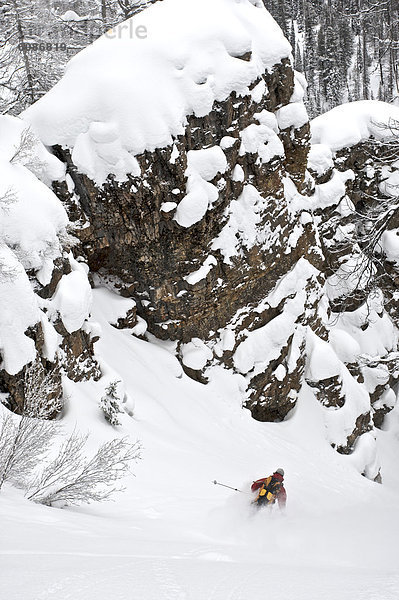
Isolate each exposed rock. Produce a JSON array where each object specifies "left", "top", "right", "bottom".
[
  {"left": 52, "top": 57, "right": 318, "bottom": 424},
  {"left": 335, "top": 412, "right": 373, "bottom": 455},
  {"left": 306, "top": 375, "right": 346, "bottom": 409},
  {"left": 302, "top": 105, "right": 399, "bottom": 468}
]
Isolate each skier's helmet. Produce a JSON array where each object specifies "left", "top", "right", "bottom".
[{"left": 275, "top": 468, "right": 284, "bottom": 477}]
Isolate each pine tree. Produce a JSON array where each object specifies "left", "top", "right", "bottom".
[{"left": 99, "top": 380, "right": 123, "bottom": 426}]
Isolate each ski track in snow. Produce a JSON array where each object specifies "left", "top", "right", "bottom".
[{"left": 1, "top": 552, "right": 399, "bottom": 600}]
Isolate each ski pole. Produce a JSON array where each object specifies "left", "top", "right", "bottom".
[{"left": 212, "top": 480, "right": 249, "bottom": 494}]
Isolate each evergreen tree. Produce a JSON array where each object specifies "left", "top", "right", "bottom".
[
  {"left": 99, "top": 380, "right": 123, "bottom": 426},
  {"left": 265, "top": 0, "right": 398, "bottom": 116}
]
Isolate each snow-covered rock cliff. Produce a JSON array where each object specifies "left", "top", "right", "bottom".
[
  {"left": 25, "top": 0, "right": 317, "bottom": 425},
  {"left": 304, "top": 101, "right": 399, "bottom": 475},
  {"left": 0, "top": 116, "right": 100, "bottom": 413},
  {"left": 2, "top": 0, "right": 396, "bottom": 481}
]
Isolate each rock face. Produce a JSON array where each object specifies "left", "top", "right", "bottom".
[
  {"left": 303, "top": 102, "right": 399, "bottom": 475},
  {"left": 58, "top": 60, "right": 305, "bottom": 335},
  {"left": 21, "top": 3, "right": 399, "bottom": 480},
  {"left": 22, "top": 0, "right": 322, "bottom": 425},
  {"left": 53, "top": 57, "right": 321, "bottom": 423}
]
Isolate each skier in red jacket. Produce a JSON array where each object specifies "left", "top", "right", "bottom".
[{"left": 251, "top": 468, "right": 287, "bottom": 509}]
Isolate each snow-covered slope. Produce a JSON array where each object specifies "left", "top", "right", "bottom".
[
  {"left": 1, "top": 5, "right": 399, "bottom": 595},
  {"left": 1, "top": 287, "right": 399, "bottom": 599}
]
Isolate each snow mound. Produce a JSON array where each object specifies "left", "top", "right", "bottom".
[
  {"left": 53, "top": 268, "right": 92, "bottom": 334},
  {"left": 307, "top": 144, "right": 333, "bottom": 176},
  {"left": 60, "top": 10, "right": 88, "bottom": 22},
  {"left": 306, "top": 331, "right": 342, "bottom": 381},
  {"left": 24, "top": 0, "right": 291, "bottom": 185},
  {"left": 311, "top": 100, "right": 399, "bottom": 152},
  {"left": 181, "top": 338, "right": 213, "bottom": 370}
]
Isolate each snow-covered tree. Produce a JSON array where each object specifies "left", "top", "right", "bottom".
[{"left": 99, "top": 380, "right": 123, "bottom": 426}]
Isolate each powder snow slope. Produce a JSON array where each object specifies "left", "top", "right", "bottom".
[
  {"left": 1, "top": 287, "right": 399, "bottom": 600},
  {"left": 23, "top": 0, "right": 291, "bottom": 184}
]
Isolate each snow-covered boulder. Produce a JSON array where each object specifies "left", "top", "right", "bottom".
[{"left": 25, "top": 0, "right": 292, "bottom": 184}]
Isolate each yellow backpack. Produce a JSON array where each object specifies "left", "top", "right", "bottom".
[{"left": 255, "top": 475, "right": 282, "bottom": 506}]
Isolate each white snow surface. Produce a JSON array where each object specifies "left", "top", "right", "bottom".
[
  {"left": 0, "top": 246, "right": 40, "bottom": 374},
  {"left": 329, "top": 328, "right": 361, "bottom": 364},
  {"left": 0, "top": 165, "right": 67, "bottom": 283},
  {"left": 0, "top": 115, "right": 65, "bottom": 186},
  {"left": 160, "top": 201, "right": 177, "bottom": 213},
  {"left": 183, "top": 255, "right": 217, "bottom": 285},
  {"left": 60, "top": 10, "right": 89, "bottom": 22},
  {"left": 310, "top": 169, "right": 354, "bottom": 211},
  {"left": 24, "top": 0, "right": 291, "bottom": 185},
  {"left": 233, "top": 289, "right": 308, "bottom": 376},
  {"left": 240, "top": 112, "right": 285, "bottom": 163},
  {"left": 381, "top": 229, "right": 399, "bottom": 264},
  {"left": 331, "top": 292, "right": 398, "bottom": 359},
  {"left": 2, "top": 286, "right": 399, "bottom": 599},
  {"left": 181, "top": 337, "right": 213, "bottom": 370},
  {"left": 186, "top": 147, "right": 227, "bottom": 182},
  {"left": 311, "top": 100, "right": 399, "bottom": 152},
  {"left": 276, "top": 101, "right": 308, "bottom": 131},
  {"left": 308, "top": 143, "right": 334, "bottom": 176},
  {"left": 305, "top": 330, "right": 342, "bottom": 381},
  {"left": 0, "top": 116, "right": 67, "bottom": 282}
]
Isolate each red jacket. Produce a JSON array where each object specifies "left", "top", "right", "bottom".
[{"left": 251, "top": 472, "right": 287, "bottom": 507}]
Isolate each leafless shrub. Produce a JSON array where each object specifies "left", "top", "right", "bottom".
[
  {"left": 27, "top": 434, "right": 141, "bottom": 506},
  {"left": 0, "top": 361, "right": 141, "bottom": 507},
  {"left": 0, "top": 410, "right": 58, "bottom": 490},
  {"left": 9, "top": 127, "right": 47, "bottom": 181},
  {"left": 0, "top": 187, "right": 17, "bottom": 213},
  {"left": 24, "top": 361, "right": 63, "bottom": 419}
]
